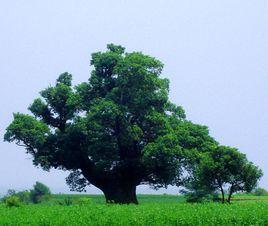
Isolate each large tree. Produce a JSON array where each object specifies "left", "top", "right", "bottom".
[{"left": 5, "top": 44, "right": 216, "bottom": 204}]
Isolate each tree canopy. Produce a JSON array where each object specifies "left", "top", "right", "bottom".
[
  {"left": 185, "top": 146, "right": 262, "bottom": 203},
  {"left": 4, "top": 44, "right": 262, "bottom": 204}
]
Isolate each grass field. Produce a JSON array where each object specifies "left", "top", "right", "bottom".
[{"left": 0, "top": 194, "right": 267, "bottom": 225}]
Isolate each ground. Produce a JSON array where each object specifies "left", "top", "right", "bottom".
[{"left": 0, "top": 194, "right": 267, "bottom": 225}]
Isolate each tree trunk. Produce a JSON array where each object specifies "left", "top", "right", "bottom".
[
  {"left": 227, "top": 185, "right": 233, "bottom": 203},
  {"left": 81, "top": 165, "right": 139, "bottom": 204},
  {"left": 227, "top": 192, "right": 232, "bottom": 203},
  {"left": 220, "top": 186, "right": 225, "bottom": 203},
  {"left": 102, "top": 184, "right": 138, "bottom": 204}
]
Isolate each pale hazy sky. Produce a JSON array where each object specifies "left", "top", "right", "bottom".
[{"left": 0, "top": 0, "right": 267, "bottom": 194}]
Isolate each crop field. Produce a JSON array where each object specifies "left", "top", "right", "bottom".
[{"left": 0, "top": 194, "right": 268, "bottom": 226}]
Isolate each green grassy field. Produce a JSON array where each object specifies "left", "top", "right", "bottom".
[{"left": 0, "top": 194, "right": 267, "bottom": 225}]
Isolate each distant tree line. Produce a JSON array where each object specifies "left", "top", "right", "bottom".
[{"left": 2, "top": 182, "right": 51, "bottom": 207}]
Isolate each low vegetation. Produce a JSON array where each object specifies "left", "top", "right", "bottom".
[
  {"left": 252, "top": 187, "right": 268, "bottom": 196},
  {"left": 2, "top": 182, "right": 51, "bottom": 206},
  {"left": 0, "top": 194, "right": 267, "bottom": 225}
]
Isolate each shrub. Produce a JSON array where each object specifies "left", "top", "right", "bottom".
[
  {"left": 16, "top": 191, "right": 31, "bottom": 203},
  {"left": 5, "top": 196, "right": 21, "bottom": 207},
  {"left": 184, "top": 190, "right": 211, "bottom": 203},
  {"left": 181, "top": 186, "right": 220, "bottom": 203},
  {"left": 2, "top": 189, "right": 30, "bottom": 204},
  {"left": 30, "top": 182, "right": 51, "bottom": 203},
  {"left": 57, "top": 197, "right": 91, "bottom": 206},
  {"left": 253, "top": 187, "right": 268, "bottom": 196},
  {"left": 57, "top": 197, "right": 73, "bottom": 206},
  {"left": 74, "top": 197, "right": 91, "bottom": 205}
]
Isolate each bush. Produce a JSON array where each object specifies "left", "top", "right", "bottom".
[
  {"left": 57, "top": 197, "right": 91, "bottom": 206},
  {"left": 30, "top": 182, "right": 51, "bottom": 203},
  {"left": 181, "top": 187, "right": 220, "bottom": 203},
  {"left": 16, "top": 191, "right": 31, "bottom": 203},
  {"left": 57, "top": 197, "right": 73, "bottom": 206},
  {"left": 2, "top": 182, "right": 51, "bottom": 205},
  {"left": 2, "top": 189, "right": 30, "bottom": 204},
  {"left": 253, "top": 187, "right": 268, "bottom": 196},
  {"left": 184, "top": 191, "right": 211, "bottom": 203},
  {"left": 74, "top": 197, "right": 91, "bottom": 205},
  {"left": 5, "top": 196, "right": 21, "bottom": 207}
]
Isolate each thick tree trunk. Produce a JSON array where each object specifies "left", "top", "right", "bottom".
[
  {"left": 102, "top": 184, "right": 138, "bottom": 204},
  {"left": 81, "top": 162, "right": 139, "bottom": 204}
]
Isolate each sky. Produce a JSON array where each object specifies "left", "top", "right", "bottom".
[{"left": 0, "top": 0, "right": 267, "bottom": 195}]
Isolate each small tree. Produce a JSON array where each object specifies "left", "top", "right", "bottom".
[
  {"left": 29, "top": 182, "right": 51, "bottom": 203},
  {"left": 189, "top": 146, "right": 263, "bottom": 203}
]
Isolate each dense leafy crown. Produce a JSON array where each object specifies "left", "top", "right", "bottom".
[
  {"left": 195, "top": 146, "right": 263, "bottom": 193},
  {"left": 5, "top": 44, "right": 217, "bottom": 191}
]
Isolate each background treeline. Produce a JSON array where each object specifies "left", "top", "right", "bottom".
[
  {"left": 2, "top": 182, "right": 51, "bottom": 207},
  {"left": 2, "top": 182, "right": 267, "bottom": 208}
]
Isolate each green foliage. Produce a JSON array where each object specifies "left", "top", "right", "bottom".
[
  {"left": 2, "top": 189, "right": 30, "bottom": 204},
  {"left": 4, "top": 44, "right": 262, "bottom": 204},
  {"left": 74, "top": 197, "right": 91, "bottom": 205},
  {"left": 253, "top": 187, "right": 268, "bottom": 196},
  {"left": 4, "top": 196, "right": 21, "bottom": 207},
  {"left": 14, "top": 191, "right": 30, "bottom": 203},
  {"left": 4, "top": 113, "right": 50, "bottom": 162},
  {"left": 0, "top": 197, "right": 267, "bottom": 225},
  {"left": 57, "top": 197, "right": 73, "bottom": 206},
  {"left": 186, "top": 146, "right": 263, "bottom": 203},
  {"left": 181, "top": 188, "right": 218, "bottom": 203},
  {"left": 186, "top": 193, "right": 219, "bottom": 203},
  {"left": 29, "top": 182, "right": 51, "bottom": 204},
  {"left": 57, "top": 196, "right": 91, "bottom": 206},
  {"left": 51, "top": 194, "right": 185, "bottom": 205},
  {"left": 4, "top": 44, "right": 211, "bottom": 203}
]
